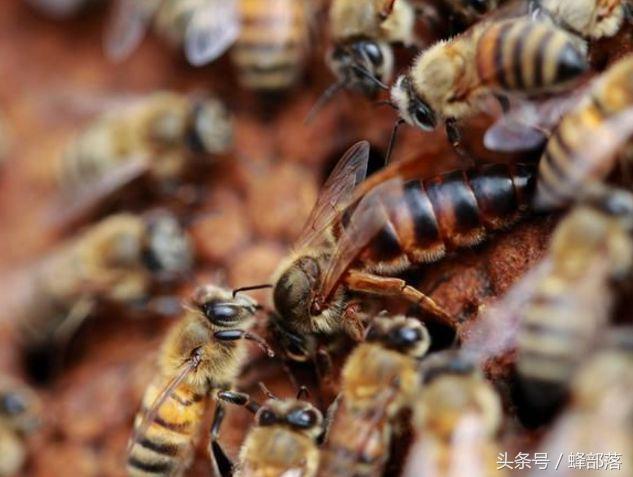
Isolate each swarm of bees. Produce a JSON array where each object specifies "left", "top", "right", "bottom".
[{"left": 3, "top": 0, "right": 633, "bottom": 476}]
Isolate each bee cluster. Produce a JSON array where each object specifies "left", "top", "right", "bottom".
[{"left": 0, "top": 0, "right": 632, "bottom": 476}]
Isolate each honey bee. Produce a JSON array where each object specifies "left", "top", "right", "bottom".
[
  {"left": 268, "top": 140, "right": 535, "bottom": 361},
  {"left": 106, "top": 0, "right": 311, "bottom": 91},
  {"left": 54, "top": 91, "right": 232, "bottom": 223},
  {"left": 213, "top": 387, "right": 324, "bottom": 477},
  {"left": 16, "top": 211, "right": 193, "bottom": 373},
  {"left": 535, "top": 54, "right": 633, "bottom": 210},
  {"left": 127, "top": 284, "right": 274, "bottom": 477},
  {"left": 0, "top": 376, "right": 41, "bottom": 477},
  {"left": 402, "top": 351, "right": 503, "bottom": 477},
  {"left": 389, "top": 15, "right": 588, "bottom": 152},
  {"left": 327, "top": 0, "right": 418, "bottom": 97},
  {"left": 537, "top": 0, "right": 628, "bottom": 39},
  {"left": 529, "top": 330, "right": 633, "bottom": 476},
  {"left": 317, "top": 315, "right": 430, "bottom": 477}
]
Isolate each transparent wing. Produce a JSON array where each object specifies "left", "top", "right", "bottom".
[
  {"left": 104, "top": 0, "right": 160, "bottom": 62},
  {"left": 45, "top": 157, "right": 150, "bottom": 233},
  {"left": 127, "top": 358, "right": 199, "bottom": 454},
  {"left": 184, "top": 0, "right": 240, "bottom": 66},
  {"left": 461, "top": 257, "right": 554, "bottom": 362},
  {"left": 318, "top": 177, "right": 403, "bottom": 302},
  {"left": 484, "top": 93, "right": 582, "bottom": 152},
  {"left": 295, "top": 141, "right": 370, "bottom": 249}
]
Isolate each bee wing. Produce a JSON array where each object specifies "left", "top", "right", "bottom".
[
  {"left": 128, "top": 358, "right": 199, "bottom": 454},
  {"left": 534, "top": 107, "right": 633, "bottom": 209},
  {"left": 318, "top": 177, "right": 403, "bottom": 302},
  {"left": 103, "top": 0, "right": 160, "bottom": 62},
  {"left": 295, "top": 141, "right": 370, "bottom": 249},
  {"left": 46, "top": 156, "right": 150, "bottom": 233},
  {"left": 184, "top": 0, "right": 241, "bottom": 66},
  {"left": 461, "top": 257, "right": 554, "bottom": 362},
  {"left": 483, "top": 93, "right": 582, "bottom": 152}
]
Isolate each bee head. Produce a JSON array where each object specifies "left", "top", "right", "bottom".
[
  {"left": 273, "top": 255, "right": 322, "bottom": 325},
  {"left": 329, "top": 39, "right": 393, "bottom": 97},
  {"left": 366, "top": 315, "right": 431, "bottom": 359},
  {"left": 256, "top": 399, "right": 323, "bottom": 440},
  {"left": 187, "top": 98, "right": 233, "bottom": 155},
  {"left": 0, "top": 382, "right": 41, "bottom": 433},
  {"left": 142, "top": 212, "right": 193, "bottom": 276},
  {"left": 192, "top": 285, "right": 258, "bottom": 328},
  {"left": 390, "top": 75, "right": 437, "bottom": 131}
]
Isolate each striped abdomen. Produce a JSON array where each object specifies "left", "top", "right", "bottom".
[
  {"left": 355, "top": 163, "right": 535, "bottom": 273},
  {"left": 127, "top": 378, "right": 206, "bottom": 477},
  {"left": 232, "top": 0, "right": 309, "bottom": 91},
  {"left": 475, "top": 18, "right": 587, "bottom": 94},
  {"left": 536, "top": 56, "right": 633, "bottom": 209}
]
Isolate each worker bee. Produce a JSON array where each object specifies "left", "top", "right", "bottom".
[
  {"left": 0, "top": 376, "right": 41, "bottom": 477},
  {"left": 535, "top": 55, "right": 633, "bottom": 210},
  {"left": 16, "top": 211, "right": 193, "bottom": 377},
  {"left": 529, "top": 329, "right": 633, "bottom": 476},
  {"left": 389, "top": 15, "right": 588, "bottom": 153},
  {"left": 317, "top": 315, "right": 430, "bottom": 477},
  {"left": 106, "top": 0, "right": 311, "bottom": 91},
  {"left": 537, "top": 0, "right": 629, "bottom": 39},
  {"left": 127, "top": 284, "right": 274, "bottom": 477},
  {"left": 54, "top": 91, "right": 232, "bottom": 224},
  {"left": 326, "top": 0, "right": 418, "bottom": 98},
  {"left": 268, "top": 140, "right": 535, "bottom": 361},
  {"left": 402, "top": 351, "right": 504, "bottom": 477},
  {"left": 213, "top": 386, "right": 324, "bottom": 477}
]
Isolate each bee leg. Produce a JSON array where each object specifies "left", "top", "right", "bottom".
[
  {"left": 345, "top": 271, "right": 452, "bottom": 326},
  {"left": 209, "top": 404, "right": 234, "bottom": 477},
  {"left": 445, "top": 118, "right": 474, "bottom": 167},
  {"left": 214, "top": 330, "right": 275, "bottom": 357},
  {"left": 217, "top": 390, "right": 261, "bottom": 413},
  {"left": 494, "top": 94, "right": 511, "bottom": 114}
]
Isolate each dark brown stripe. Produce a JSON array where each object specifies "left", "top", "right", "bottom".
[
  {"left": 233, "top": 41, "right": 300, "bottom": 55},
  {"left": 138, "top": 437, "right": 181, "bottom": 457},
  {"left": 534, "top": 30, "right": 555, "bottom": 88},
  {"left": 542, "top": 148, "right": 567, "bottom": 182},
  {"left": 127, "top": 456, "right": 172, "bottom": 474},
  {"left": 519, "top": 349, "right": 576, "bottom": 365},
  {"left": 154, "top": 416, "right": 190, "bottom": 435},
  {"left": 467, "top": 164, "right": 517, "bottom": 229},
  {"left": 169, "top": 391, "right": 203, "bottom": 406},
  {"left": 240, "top": 62, "right": 298, "bottom": 74},
  {"left": 590, "top": 92, "right": 608, "bottom": 118},
  {"left": 403, "top": 180, "right": 441, "bottom": 247},
  {"left": 240, "top": 12, "right": 299, "bottom": 28},
  {"left": 366, "top": 223, "right": 403, "bottom": 262},
  {"left": 494, "top": 22, "right": 514, "bottom": 89},
  {"left": 512, "top": 23, "right": 531, "bottom": 90},
  {"left": 555, "top": 42, "right": 587, "bottom": 84},
  {"left": 521, "top": 320, "right": 586, "bottom": 342},
  {"left": 551, "top": 127, "right": 573, "bottom": 158}
]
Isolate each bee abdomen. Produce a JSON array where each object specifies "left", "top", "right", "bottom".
[
  {"left": 476, "top": 18, "right": 587, "bottom": 93},
  {"left": 126, "top": 382, "right": 203, "bottom": 477},
  {"left": 233, "top": 0, "right": 307, "bottom": 90}
]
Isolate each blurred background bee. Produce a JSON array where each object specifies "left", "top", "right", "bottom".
[
  {"left": 389, "top": 13, "right": 588, "bottom": 155},
  {"left": 325, "top": 0, "right": 418, "bottom": 98},
  {"left": 11, "top": 211, "right": 193, "bottom": 381},
  {"left": 25, "top": 0, "right": 100, "bottom": 18},
  {"left": 269, "top": 140, "right": 536, "bottom": 361},
  {"left": 316, "top": 315, "right": 430, "bottom": 477},
  {"left": 49, "top": 91, "right": 232, "bottom": 227},
  {"left": 402, "top": 351, "right": 504, "bottom": 477},
  {"left": 0, "top": 376, "right": 41, "bottom": 477},
  {"left": 127, "top": 284, "right": 273, "bottom": 477},
  {"left": 105, "top": 0, "right": 311, "bottom": 91},
  {"left": 214, "top": 386, "right": 324, "bottom": 477},
  {"left": 537, "top": 0, "right": 629, "bottom": 40},
  {"left": 527, "top": 328, "right": 633, "bottom": 476}
]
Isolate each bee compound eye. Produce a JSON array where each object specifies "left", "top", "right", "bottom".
[
  {"left": 257, "top": 409, "right": 277, "bottom": 426},
  {"left": 363, "top": 42, "right": 383, "bottom": 66},
  {"left": 202, "top": 302, "right": 239, "bottom": 323},
  {"left": 288, "top": 409, "right": 319, "bottom": 429}
]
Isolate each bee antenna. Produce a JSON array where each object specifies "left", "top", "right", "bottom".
[
  {"left": 350, "top": 64, "right": 389, "bottom": 91},
  {"left": 296, "top": 385, "right": 310, "bottom": 400},
  {"left": 232, "top": 284, "right": 273, "bottom": 299},
  {"left": 305, "top": 81, "right": 346, "bottom": 124},
  {"left": 258, "top": 382, "right": 279, "bottom": 400},
  {"left": 384, "top": 118, "right": 405, "bottom": 166}
]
